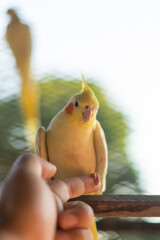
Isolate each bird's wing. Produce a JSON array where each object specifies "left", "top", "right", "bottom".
[
  {"left": 35, "top": 126, "right": 48, "bottom": 160},
  {"left": 93, "top": 120, "right": 108, "bottom": 193}
]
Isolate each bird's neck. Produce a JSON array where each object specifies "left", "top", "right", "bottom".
[
  {"left": 10, "top": 16, "right": 20, "bottom": 24},
  {"left": 62, "top": 110, "right": 96, "bottom": 130}
]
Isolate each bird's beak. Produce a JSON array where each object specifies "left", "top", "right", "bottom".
[{"left": 82, "top": 108, "right": 93, "bottom": 122}]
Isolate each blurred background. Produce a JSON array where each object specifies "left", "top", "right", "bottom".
[{"left": 0, "top": 0, "right": 160, "bottom": 239}]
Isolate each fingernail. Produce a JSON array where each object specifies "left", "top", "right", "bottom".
[
  {"left": 45, "top": 161, "right": 57, "bottom": 170},
  {"left": 90, "top": 173, "right": 100, "bottom": 185}
]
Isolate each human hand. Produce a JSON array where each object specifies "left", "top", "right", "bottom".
[{"left": 0, "top": 153, "right": 100, "bottom": 240}]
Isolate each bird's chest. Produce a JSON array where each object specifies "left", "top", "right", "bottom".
[{"left": 47, "top": 123, "right": 96, "bottom": 178}]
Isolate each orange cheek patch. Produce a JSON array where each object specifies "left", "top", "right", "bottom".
[{"left": 65, "top": 102, "right": 74, "bottom": 114}]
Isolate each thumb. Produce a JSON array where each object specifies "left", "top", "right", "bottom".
[
  {"left": 40, "top": 156, "right": 57, "bottom": 179},
  {"left": 12, "top": 153, "right": 57, "bottom": 180}
]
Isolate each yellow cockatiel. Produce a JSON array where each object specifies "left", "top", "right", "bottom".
[
  {"left": 35, "top": 76, "right": 108, "bottom": 240},
  {"left": 6, "top": 9, "right": 40, "bottom": 148}
]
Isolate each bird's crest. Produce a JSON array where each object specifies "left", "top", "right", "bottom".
[
  {"left": 82, "top": 75, "right": 89, "bottom": 91},
  {"left": 81, "top": 75, "right": 95, "bottom": 99}
]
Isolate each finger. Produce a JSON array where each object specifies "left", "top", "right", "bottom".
[
  {"left": 48, "top": 173, "right": 100, "bottom": 203},
  {"left": 55, "top": 229, "right": 93, "bottom": 240},
  {"left": 58, "top": 201, "right": 94, "bottom": 229},
  {"left": 12, "top": 153, "right": 57, "bottom": 179}
]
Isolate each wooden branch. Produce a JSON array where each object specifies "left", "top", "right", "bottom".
[
  {"left": 97, "top": 219, "right": 160, "bottom": 231},
  {"left": 70, "top": 195, "right": 160, "bottom": 217}
]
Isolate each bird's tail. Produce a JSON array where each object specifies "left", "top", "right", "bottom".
[{"left": 90, "top": 218, "right": 98, "bottom": 240}]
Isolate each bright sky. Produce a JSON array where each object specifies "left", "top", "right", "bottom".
[{"left": 1, "top": 0, "right": 160, "bottom": 194}]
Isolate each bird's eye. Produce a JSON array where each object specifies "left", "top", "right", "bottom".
[
  {"left": 85, "top": 105, "right": 89, "bottom": 109},
  {"left": 74, "top": 101, "right": 79, "bottom": 107}
]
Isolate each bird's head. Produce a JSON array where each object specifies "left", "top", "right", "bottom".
[
  {"left": 64, "top": 76, "right": 99, "bottom": 128},
  {"left": 7, "top": 9, "right": 19, "bottom": 22}
]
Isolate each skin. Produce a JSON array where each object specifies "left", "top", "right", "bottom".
[{"left": 0, "top": 153, "right": 100, "bottom": 240}]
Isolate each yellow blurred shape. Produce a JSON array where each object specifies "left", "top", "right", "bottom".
[{"left": 6, "top": 9, "right": 40, "bottom": 148}]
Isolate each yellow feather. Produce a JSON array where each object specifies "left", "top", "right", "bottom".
[{"left": 82, "top": 74, "right": 89, "bottom": 91}]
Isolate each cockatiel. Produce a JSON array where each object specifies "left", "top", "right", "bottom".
[
  {"left": 6, "top": 9, "right": 32, "bottom": 80},
  {"left": 35, "top": 76, "right": 108, "bottom": 240},
  {"left": 6, "top": 9, "right": 40, "bottom": 148}
]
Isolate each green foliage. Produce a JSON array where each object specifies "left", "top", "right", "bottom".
[{"left": 0, "top": 76, "right": 142, "bottom": 194}]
